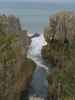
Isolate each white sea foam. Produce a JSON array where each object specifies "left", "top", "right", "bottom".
[{"left": 27, "top": 33, "right": 47, "bottom": 69}]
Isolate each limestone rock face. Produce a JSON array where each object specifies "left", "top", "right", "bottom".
[
  {"left": 43, "top": 11, "right": 75, "bottom": 99},
  {"left": 0, "top": 15, "right": 35, "bottom": 100},
  {"left": 44, "top": 11, "right": 75, "bottom": 44},
  {"left": 0, "top": 15, "right": 21, "bottom": 33}
]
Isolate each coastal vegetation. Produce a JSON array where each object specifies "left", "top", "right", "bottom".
[
  {"left": 0, "top": 15, "right": 36, "bottom": 100},
  {"left": 42, "top": 11, "right": 75, "bottom": 99},
  {"left": 0, "top": 10, "right": 75, "bottom": 100}
]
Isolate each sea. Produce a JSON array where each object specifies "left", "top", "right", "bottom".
[{"left": 0, "top": 2, "right": 75, "bottom": 32}]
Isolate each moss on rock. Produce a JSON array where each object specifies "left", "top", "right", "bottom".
[
  {"left": 0, "top": 15, "right": 36, "bottom": 100},
  {"left": 42, "top": 11, "right": 75, "bottom": 99}
]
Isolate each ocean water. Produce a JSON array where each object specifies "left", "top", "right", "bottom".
[{"left": 0, "top": 2, "right": 75, "bottom": 32}]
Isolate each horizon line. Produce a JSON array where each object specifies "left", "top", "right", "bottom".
[{"left": 0, "top": 1, "right": 75, "bottom": 4}]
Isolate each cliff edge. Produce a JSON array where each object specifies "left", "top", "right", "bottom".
[
  {"left": 42, "top": 11, "right": 75, "bottom": 99},
  {"left": 0, "top": 15, "right": 36, "bottom": 100}
]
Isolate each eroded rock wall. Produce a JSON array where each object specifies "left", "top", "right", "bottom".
[{"left": 0, "top": 15, "right": 35, "bottom": 100}]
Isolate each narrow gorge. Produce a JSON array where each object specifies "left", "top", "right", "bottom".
[{"left": 1, "top": 10, "right": 75, "bottom": 100}]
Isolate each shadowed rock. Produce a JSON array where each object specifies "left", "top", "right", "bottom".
[{"left": 0, "top": 15, "right": 36, "bottom": 100}]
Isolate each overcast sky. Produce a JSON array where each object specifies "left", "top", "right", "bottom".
[{"left": 1, "top": 0, "right": 75, "bottom": 3}]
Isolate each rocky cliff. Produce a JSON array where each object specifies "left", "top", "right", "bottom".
[
  {"left": 42, "top": 11, "right": 75, "bottom": 67},
  {"left": 42, "top": 11, "right": 75, "bottom": 99},
  {"left": 0, "top": 15, "right": 36, "bottom": 100},
  {"left": 44, "top": 11, "right": 75, "bottom": 44}
]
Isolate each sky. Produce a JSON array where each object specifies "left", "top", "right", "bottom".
[{"left": 0, "top": 0, "right": 75, "bottom": 3}]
